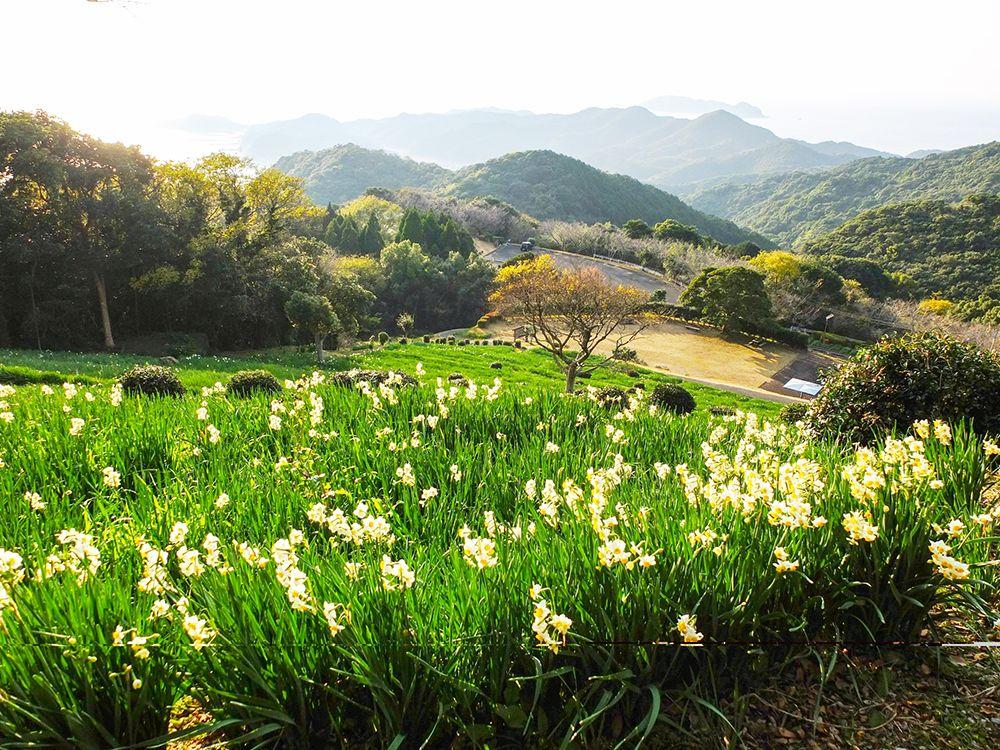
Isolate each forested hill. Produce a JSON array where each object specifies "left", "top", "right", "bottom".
[
  {"left": 439, "top": 150, "right": 771, "bottom": 245},
  {"left": 686, "top": 142, "right": 1000, "bottom": 246},
  {"left": 278, "top": 145, "right": 772, "bottom": 246},
  {"left": 800, "top": 194, "right": 1000, "bottom": 310},
  {"left": 275, "top": 144, "right": 450, "bottom": 205}
]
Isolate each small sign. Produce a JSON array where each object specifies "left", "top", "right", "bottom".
[{"left": 783, "top": 378, "right": 822, "bottom": 396}]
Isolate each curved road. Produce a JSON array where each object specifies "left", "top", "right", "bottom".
[{"left": 484, "top": 243, "right": 683, "bottom": 302}]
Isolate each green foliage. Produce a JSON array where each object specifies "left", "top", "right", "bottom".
[
  {"left": 621, "top": 219, "right": 653, "bottom": 238},
  {"left": 285, "top": 292, "right": 339, "bottom": 337},
  {"left": 679, "top": 266, "right": 774, "bottom": 333},
  {"left": 689, "top": 142, "right": 1000, "bottom": 245},
  {"left": 801, "top": 195, "right": 1000, "bottom": 318},
  {"left": 226, "top": 369, "right": 281, "bottom": 397},
  {"left": 361, "top": 212, "right": 384, "bottom": 255},
  {"left": 441, "top": 150, "right": 769, "bottom": 245},
  {"left": 653, "top": 218, "right": 703, "bottom": 245},
  {"left": 779, "top": 402, "right": 809, "bottom": 424},
  {"left": 118, "top": 364, "right": 186, "bottom": 397},
  {"left": 821, "top": 255, "right": 896, "bottom": 299},
  {"left": 500, "top": 251, "right": 536, "bottom": 267},
  {"left": 274, "top": 143, "right": 451, "bottom": 205},
  {"left": 807, "top": 332, "right": 1000, "bottom": 442},
  {"left": 649, "top": 382, "right": 696, "bottom": 413},
  {"left": 394, "top": 207, "right": 474, "bottom": 258},
  {"left": 0, "top": 365, "right": 97, "bottom": 386},
  {"left": 375, "top": 240, "right": 494, "bottom": 332}
]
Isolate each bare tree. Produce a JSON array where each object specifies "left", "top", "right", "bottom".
[{"left": 490, "top": 255, "right": 654, "bottom": 391}]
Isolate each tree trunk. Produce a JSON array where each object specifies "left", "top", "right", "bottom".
[
  {"left": 94, "top": 271, "right": 115, "bottom": 350},
  {"left": 565, "top": 361, "right": 578, "bottom": 393},
  {"left": 315, "top": 332, "right": 326, "bottom": 365}
]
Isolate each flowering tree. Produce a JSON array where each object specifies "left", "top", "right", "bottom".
[{"left": 490, "top": 255, "right": 653, "bottom": 391}]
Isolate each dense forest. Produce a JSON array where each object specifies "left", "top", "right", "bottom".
[
  {"left": 0, "top": 111, "right": 493, "bottom": 352},
  {"left": 801, "top": 194, "right": 1000, "bottom": 321},
  {"left": 276, "top": 144, "right": 449, "bottom": 204},
  {"left": 687, "top": 142, "right": 1000, "bottom": 245},
  {"left": 277, "top": 145, "right": 772, "bottom": 247},
  {"left": 440, "top": 150, "right": 771, "bottom": 245}
]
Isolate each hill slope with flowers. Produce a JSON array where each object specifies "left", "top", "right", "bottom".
[{"left": 0, "top": 350, "right": 997, "bottom": 747}]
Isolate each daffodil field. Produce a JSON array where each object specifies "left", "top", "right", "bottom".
[{"left": 0, "top": 370, "right": 997, "bottom": 748}]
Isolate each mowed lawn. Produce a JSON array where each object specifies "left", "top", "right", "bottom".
[{"left": 0, "top": 343, "right": 783, "bottom": 417}]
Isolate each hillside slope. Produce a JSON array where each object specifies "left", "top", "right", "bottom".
[
  {"left": 439, "top": 150, "right": 771, "bottom": 245},
  {"left": 687, "top": 142, "right": 1000, "bottom": 245},
  {"left": 274, "top": 144, "right": 449, "bottom": 205},
  {"left": 799, "top": 193, "right": 1000, "bottom": 304}
]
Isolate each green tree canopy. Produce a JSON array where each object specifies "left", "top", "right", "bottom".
[{"left": 679, "top": 266, "right": 773, "bottom": 333}]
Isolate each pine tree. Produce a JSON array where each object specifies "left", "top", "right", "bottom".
[
  {"left": 396, "top": 208, "right": 425, "bottom": 248},
  {"left": 323, "top": 214, "right": 344, "bottom": 247},
  {"left": 362, "top": 213, "right": 384, "bottom": 255},
  {"left": 338, "top": 217, "right": 361, "bottom": 253}
]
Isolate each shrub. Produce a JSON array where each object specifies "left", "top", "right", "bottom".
[
  {"left": 779, "top": 403, "right": 808, "bottom": 424},
  {"left": 807, "top": 332, "right": 1000, "bottom": 442},
  {"left": 422, "top": 335, "right": 431, "bottom": 343},
  {"left": 399, "top": 338, "right": 407, "bottom": 345},
  {"left": 226, "top": 369, "right": 281, "bottom": 398},
  {"left": 650, "top": 383, "right": 695, "bottom": 414},
  {"left": 490, "top": 362, "right": 503, "bottom": 370},
  {"left": 378, "top": 332, "right": 389, "bottom": 345},
  {"left": 447, "top": 373, "right": 469, "bottom": 386},
  {"left": 633, "top": 381, "right": 645, "bottom": 390},
  {"left": 118, "top": 365, "right": 185, "bottom": 398},
  {"left": 709, "top": 405, "right": 736, "bottom": 416},
  {"left": 329, "top": 370, "right": 416, "bottom": 388},
  {"left": 596, "top": 386, "right": 628, "bottom": 408}
]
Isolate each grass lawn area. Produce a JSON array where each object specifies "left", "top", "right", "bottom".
[{"left": 0, "top": 343, "right": 782, "bottom": 417}]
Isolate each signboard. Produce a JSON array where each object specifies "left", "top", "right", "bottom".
[{"left": 782, "top": 378, "right": 822, "bottom": 396}]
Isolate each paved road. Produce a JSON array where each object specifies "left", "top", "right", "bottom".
[{"left": 484, "top": 243, "right": 682, "bottom": 301}]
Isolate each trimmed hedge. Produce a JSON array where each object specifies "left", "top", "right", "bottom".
[
  {"left": 226, "top": 370, "right": 281, "bottom": 398},
  {"left": 118, "top": 365, "right": 185, "bottom": 397},
  {"left": 650, "top": 383, "right": 696, "bottom": 414}
]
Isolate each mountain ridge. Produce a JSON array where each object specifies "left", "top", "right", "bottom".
[
  {"left": 222, "top": 106, "right": 893, "bottom": 190},
  {"left": 276, "top": 144, "right": 772, "bottom": 246},
  {"left": 686, "top": 142, "right": 1000, "bottom": 245}
]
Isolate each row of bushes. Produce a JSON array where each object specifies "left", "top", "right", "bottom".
[{"left": 118, "top": 366, "right": 281, "bottom": 399}]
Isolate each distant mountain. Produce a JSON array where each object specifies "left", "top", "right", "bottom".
[
  {"left": 439, "top": 150, "right": 771, "bottom": 245},
  {"left": 640, "top": 95, "right": 764, "bottom": 119},
  {"left": 221, "top": 107, "right": 891, "bottom": 190},
  {"left": 241, "top": 113, "right": 351, "bottom": 165},
  {"left": 167, "top": 114, "right": 245, "bottom": 133},
  {"left": 907, "top": 148, "right": 945, "bottom": 159},
  {"left": 275, "top": 144, "right": 449, "bottom": 205},
  {"left": 277, "top": 145, "right": 771, "bottom": 246},
  {"left": 799, "top": 194, "right": 1000, "bottom": 309},
  {"left": 686, "top": 142, "right": 1000, "bottom": 246}
]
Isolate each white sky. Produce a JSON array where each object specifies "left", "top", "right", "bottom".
[{"left": 3, "top": 0, "right": 999, "bottom": 157}]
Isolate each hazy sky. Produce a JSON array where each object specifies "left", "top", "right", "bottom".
[{"left": 4, "top": 0, "right": 999, "bottom": 157}]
